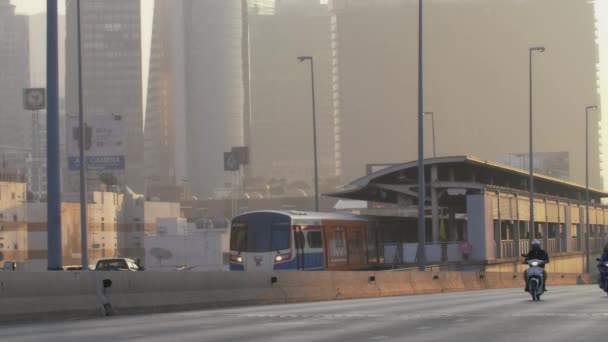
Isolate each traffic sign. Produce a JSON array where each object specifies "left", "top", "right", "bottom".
[
  {"left": 231, "top": 146, "right": 249, "bottom": 165},
  {"left": 224, "top": 152, "right": 239, "bottom": 171},
  {"left": 23, "top": 88, "right": 46, "bottom": 111}
]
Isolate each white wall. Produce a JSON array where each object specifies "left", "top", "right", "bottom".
[{"left": 144, "top": 228, "right": 229, "bottom": 271}]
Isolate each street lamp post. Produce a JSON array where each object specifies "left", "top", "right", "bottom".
[
  {"left": 47, "top": 0, "right": 62, "bottom": 270},
  {"left": 76, "top": 0, "right": 89, "bottom": 271},
  {"left": 585, "top": 105, "right": 597, "bottom": 273},
  {"left": 423, "top": 112, "right": 436, "bottom": 158},
  {"left": 528, "top": 46, "right": 545, "bottom": 241},
  {"left": 417, "top": 0, "right": 426, "bottom": 271},
  {"left": 297, "top": 56, "right": 320, "bottom": 212}
]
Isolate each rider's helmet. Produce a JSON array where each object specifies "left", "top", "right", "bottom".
[{"left": 531, "top": 239, "right": 541, "bottom": 251}]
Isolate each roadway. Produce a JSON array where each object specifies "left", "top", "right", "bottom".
[{"left": 1, "top": 285, "right": 607, "bottom": 342}]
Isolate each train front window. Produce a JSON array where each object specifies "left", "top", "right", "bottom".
[
  {"left": 231, "top": 219, "right": 290, "bottom": 252},
  {"left": 270, "top": 225, "right": 291, "bottom": 251},
  {"left": 230, "top": 223, "right": 248, "bottom": 252}
]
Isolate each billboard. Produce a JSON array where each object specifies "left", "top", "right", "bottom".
[{"left": 67, "top": 114, "right": 125, "bottom": 171}]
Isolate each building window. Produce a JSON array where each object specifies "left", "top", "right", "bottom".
[
  {"left": 101, "top": 223, "right": 105, "bottom": 231},
  {"left": 13, "top": 214, "right": 17, "bottom": 222},
  {"left": 11, "top": 193, "right": 15, "bottom": 200}
]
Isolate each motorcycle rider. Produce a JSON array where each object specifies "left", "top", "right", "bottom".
[
  {"left": 598, "top": 243, "right": 608, "bottom": 286},
  {"left": 600, "top": 243, "right": 608, "bottom": 263},
  {"left": 524, "top": 239, "right": 549, "bottom": 292}
]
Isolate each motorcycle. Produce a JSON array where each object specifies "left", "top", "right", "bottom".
[
  {"left": 596, "top": 258, "right": 608, "bottom": 296},
  {"left": 523, "top": 258, "right": 546, "bottom": 301}
]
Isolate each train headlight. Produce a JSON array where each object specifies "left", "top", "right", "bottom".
[
  {"left": 274, "top": 253, "right": 290, "bottom": 263},
  {"left": 230, "top": 255, "right": 244, "bottom": 264}
]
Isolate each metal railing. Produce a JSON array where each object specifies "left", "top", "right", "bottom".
[
  {"left": 546, "top": 239, "right": 557, "bottom": 254},
  {"left": 500, "top": 240, "right": 515, "bottom": 258},
  {"left": 519, "top": 239, "right": 530, "bottom": 255}
]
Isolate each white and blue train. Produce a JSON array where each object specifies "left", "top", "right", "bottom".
[{"left": 229, "top": 210, "right": 377, "bottom": 271}]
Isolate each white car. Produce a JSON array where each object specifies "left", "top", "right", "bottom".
[{"left": 95, "top": 258, "right": 142, "bottom": 271}]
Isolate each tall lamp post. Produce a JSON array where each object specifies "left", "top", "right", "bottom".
[
  {"left": 76, "top": 0, "right": 89, "bottom": 271},
  {"left": 423, "top": 112, "right": 436, "bottom": 158},
  {"left": 528, "top": 46, "right": 545, "bottom": 241},
  {"left": 585, "top": 105, "right": 597, "bottom": 273},
  {"left": 47, "top": 0, "right": 62, "bottom": 270},
  {"left": 417, "top": 0, "right": 426, "bottom": 271},
  {"left": 297, "top": 56, "right": 320, "bottom": 212}
]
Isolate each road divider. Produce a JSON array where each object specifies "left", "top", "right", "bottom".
[{"left": 0, "top": 270, "right": 591, "bottom": 323}]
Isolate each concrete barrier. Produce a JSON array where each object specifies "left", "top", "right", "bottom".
[
  {"left": 409, "top": 271, "right": 443, "bottom": 294},
  {"left": 0, "top": 270, "right": 591, "bottom": 323},
  {"left": 330, "top": 272, "right": 382, "bottom": 300},
  {"left": 460, "top": 272, "right": 486, "bottom": 291},
  {"left": 436, "top": 272, "right": 466, "bottom": 292},
  {"left": 0, "top": 272, "right": 101, "bottom": 322},
  {"left": 376, "top": 271, "right": 415, "bottom": 297}
]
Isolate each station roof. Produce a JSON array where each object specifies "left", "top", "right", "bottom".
[{"left": 326, "top": 156, "right": 608, "bottom": 204}]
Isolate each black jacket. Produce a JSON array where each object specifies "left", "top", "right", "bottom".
[{"left": 525, "top": 249, "right": 549, "bottom": 268}]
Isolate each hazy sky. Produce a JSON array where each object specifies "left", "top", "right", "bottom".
[{"left": 9, "top": 0, "right": 608, "bottom": 188}]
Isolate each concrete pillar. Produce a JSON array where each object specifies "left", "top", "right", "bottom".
[
  {"left": 431, "top": 165, "right": 439, "bottom": 243},
  {"left": 514, "top": 221, "right": 520, "bottom": 256},
  {"left": 542, "top": 223, "right": 549, "bottom": 251},
  {"left": 564, "top": 206, "right": 572, "bottom": 252},
  {"left": 494, "top": 220, "right": 501, "bottom": 259},
  {"left": 596, "top": 224, "right": 601, "bottom": 251},
  {"left": 466, "top": 194, "right": 491, "bottom": 261},
  {"left": 555, "top": 224, "right": 562, "bottom": 253}
]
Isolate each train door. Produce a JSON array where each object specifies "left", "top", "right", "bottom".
[
  {"left": 346, "top": 225, "right": 366, "bottom": 268},
  {"left": 294, "top": 226, "right": 305, "bottom": 270},
  {"left": 324, "top": 226, "right": 348, "bottom": 270},
  {"left": 302, "top": 227, "right": 324, "bottom": 270}
]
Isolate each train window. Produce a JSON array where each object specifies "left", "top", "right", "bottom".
[
  {"left": 270, "top": 225, "right": 291, "bottom": 251},
  {"left": 307, "top": 231, "right": 322, "bottom": 248},
  {"left": 230, "top": 223, "right": 248, "bottom": 252},
  {"left": 336, "top": 230, "right": 346, "bottom": 248}
]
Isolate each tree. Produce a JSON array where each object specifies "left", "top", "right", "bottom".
[{"left": 99, "top": 173, "right": 119, "bottom": 187}]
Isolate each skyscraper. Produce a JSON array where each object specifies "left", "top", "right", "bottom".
[
  {"left": 144, "top": 0, "right": 248, "bottom": 199},
  {"left": 330, "top": 0, "right": 602, "bottom": 188},
  {"left": 65, "top": 0, "right": 144, "bottom": 192},
  {"left": 248, "top": 0, "right": 337, "bottom": 189},
  {"left": 0, "top": 0, "right": 30, "bottom": 177},
  {"left": 29, "top": 12, "right": 66, "bottom": 98},
  {"left": 27, "top": 13, "right": 66, "bottom": 201}
]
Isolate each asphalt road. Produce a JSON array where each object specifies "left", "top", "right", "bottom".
[{"left": 2, "top": 285, "right": 607, "bottom": 342}]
